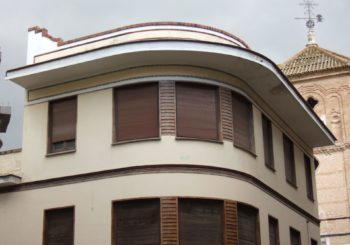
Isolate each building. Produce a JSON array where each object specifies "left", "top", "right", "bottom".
[
  {"left": 0, "top": 22, "right": 335, "bottom": 245},
  {"left": 281, "top": 41, "right": 350, "bottom": 245}
]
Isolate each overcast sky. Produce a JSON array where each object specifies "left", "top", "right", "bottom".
[{"left": 0, "top": 0, "right": 349, "bottom": 151}]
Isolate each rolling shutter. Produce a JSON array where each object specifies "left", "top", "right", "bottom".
[
  {"left": 115, "top": 83, "right": 159, "bottom": 141},
  {"left": 268, "top": 216, "right": 279, "bottom": 245},
  {"left": 290, "top": 228, "right": 301, "bottom": 245},
  {"left": 176, "top": 83, "right": 219, "bottom": 140},
  {"left": 283, "top": 135, "right": 296, "bottom": 186},
  {"left": 262, "top": 114, "right": 274, "bottom": 169},
  {"left": 238, "top": 204, "right": 259, "bottom": 245},
  {"left": 179, "top": 199, "right": 223, "bottom": 245},
  {"left": 304, "top": 154, "right": 314, "bottom": 200},
  {"left": 232, "top": 93, "right": 254, "bottom": 151},
  {"left": 114, "top": 199, "right": 160, "bottom": 245},
  {"left": 49, "top": 97, "right": 77, "bottom": 144},
  {"left": 44, "top": 207, "right": 74, "bottom": 245}
]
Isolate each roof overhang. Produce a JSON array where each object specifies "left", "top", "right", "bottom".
[{"left": 6, "top": 40, "right": 336, "bottom": 148}]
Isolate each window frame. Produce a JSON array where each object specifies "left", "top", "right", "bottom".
[
  {"left": 175, "top": 82, "right": 221, "bottom": 142},
  {"left": 112, "top": 198, "right": 161, "bottom": 245},
  {"left": 289, "top": 227, "right": 301, "bottom": 245},
  {"left": 283, "top": 134, "right": 297, "bottom": 188},
  {"left": 113, "top": 82, "right": 160, "bottom": 144},
  {"left": 231, "top": 92, "right": 255, "bottom": 154},
  {"left": 262, "top": 114, "right": 275, "bottom": 171},
  {"left": 268, "top": 215, "right": 280, "bottom": 245},
  {"left": 304, "top": 154, "right": 315, "bottom": 201},
  {"left": 237, "top": 202, "right": 261, "bottom": 245},
  {"left": 43, "top": 206, "right": 75, "bottom": 245},
  {"left": 47, "top": 96, "right": 77, "bottom": 155}
]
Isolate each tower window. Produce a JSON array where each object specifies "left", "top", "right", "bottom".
[{"left": 307, "top": 97, "right": 318, "bottom": 109}]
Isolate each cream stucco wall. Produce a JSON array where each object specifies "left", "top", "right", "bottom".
[
  {"left": 19, "top": 83, "right": 317, "bottom": 217},
  {"left": 0, "top": 173, "right": 319, "bottom": 245}
]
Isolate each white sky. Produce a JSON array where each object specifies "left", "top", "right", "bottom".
[{"left": 0, "top": 0, "right": 349, "bottom": 151}]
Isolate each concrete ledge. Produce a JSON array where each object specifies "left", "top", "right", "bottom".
[{"left": 0, "top": 174, "right": 21, "bottom": 187}]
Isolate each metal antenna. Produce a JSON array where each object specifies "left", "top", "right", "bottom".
[{"left": 295, "top": 0, "right": 323, "bottom": 45}]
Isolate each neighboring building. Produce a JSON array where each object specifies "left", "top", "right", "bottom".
[
  {"left": 1, "top": 22, "right": 335, "bottom": 245},
  {"left": 281, "top": 42, "right": 350, "bottom": 245}
]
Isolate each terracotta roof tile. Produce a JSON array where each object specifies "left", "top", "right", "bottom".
[{"left": 280, "top": 44, "right": 350, "bottom": 77}]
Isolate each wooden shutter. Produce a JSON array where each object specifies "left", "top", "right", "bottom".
[
  {"left": 176, "top": 83, "right": 219, "bottom": 140},
  {"left": 179, "top": 199, "right": 223, "bottom": 245},
  {"left": 283, "top": 135, "right": 296, "bottom": 186},
  {"left": 311, "top": 239, "right": 318, "bottom": 245},
  {"left": 238, "top": 204, "right": 259, "bottom": 245},
  {"left": 290, "top": 227, "right": 301, "bottom": 245},
  {"left": 114, "top": 199, "right": 160, "bottom": 245},
  {"left": 0, "top": 113, "right": 11, "bottom": 132},
  {"left": 232, "top": 92, "right": 254, "bottom": 151},
  {"left": 115, "top": 83, "right": 159, "bottom": 141},
  {"left": 268, "top": 216, "right": 279, "bottom": 245},
  {"left": 49, "top": 97, "right": 77, "bottom": 143},
  {"left": 44, "top": 207, "right": 74, "bottom": 245},
  {"left": 262, "top": 114, "right": 274, "bottom": 169},
  {"left": 304, "top": 154, "right": 314, "bottom": 200}
]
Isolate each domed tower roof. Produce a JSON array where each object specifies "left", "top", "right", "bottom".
[{"left": 280, "top": 44, "right": 350, "bottom": 78}]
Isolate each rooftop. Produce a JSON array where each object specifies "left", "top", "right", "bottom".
[{"left": 280, "top": 44, "right": 350, "bottom": 77}]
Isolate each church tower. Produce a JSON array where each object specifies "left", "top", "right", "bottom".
[{"left": 281, "top": 37, "right": 350, "bottom": 245}]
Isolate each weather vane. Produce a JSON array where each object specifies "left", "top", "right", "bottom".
[{"left": 295, "top": 0, "right": 323, "bottom": 45}]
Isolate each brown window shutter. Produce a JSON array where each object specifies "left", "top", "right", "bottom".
[
  {"left": 262, "top": 114, "right": 274, "bottom": 169},
  {"left": 114, "top": 199, "right": 160, "bottom": 245},
  {"left": 179, "top": 199, "right": 223, "bottom": 245},
  {"left": 115, "top": 83, "right": 159, "bottom": 141},
  {"left": 232, "top": 92, "right": 254, "bottom": 152},
  {"left": 160, "top": 197, "right": 178, "bottom": 245},
  {"left": 283, "top": 135, "right": 296, "bottom": 186},
  {"left": 224, "top": 200, "right": 238, "bottom": 245},
  {"left": 268, "top": 216, "right": 279, "bottom": 245},
  {"left": 304, "top": 154, "right": 314, "bottom": 200},
  {"left": 237, "top": 204, "right": 259, "bottom": 245},
  {"left": 44, "top": 207, "right": 74, "bottom": 245},
  {"left": 49, "top": 97, "right": 77, "bottom": 144},
  {"left": 311, "top": 239, "right": 318, "bottom": 245},
  {"left": 290, "top": 227, "right": 301, "bottom": 245},
  {"left": 176, "top": 83, "right": 219, "bottom": 141}
]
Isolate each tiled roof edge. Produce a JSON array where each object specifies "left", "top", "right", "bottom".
[{"left": 28, "top": 26, "right": 64, "bottom": 45}]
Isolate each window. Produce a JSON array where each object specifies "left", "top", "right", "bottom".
[
  {"left": 238, "top": 204, "right": 259, "bottom": 245},
  {"left": 262, "top": 114, "right": 274, "bottom": 169},
  {"left": 48, "top": 97, "right": 77, "bottom": 153},
  {"left": 179, "top": 198, "right": 223, "bottom": 245},
  {"left": 283, "top": 135, "right": 297, "bottom": 187},
  {"left": 307, "top": 97, "right": 318, "bottom": 109},
  {"left": 268, "top": 216, "right": 279, "bottom": 245},
  {"left": 232, "top": 92, "right": 254, "bottom": 152},
  {"left": 311, "top": 239, "right": 318, "bottom": 245},
  {"left": 113, "top": 199, "right": 160, "bottom": 245},
  {"left": 290, "top": 227, "right": 301, "bottom": 245},
  {"left": 304, "top": 154, "right": 314, "bottom": 200},
  {"left": 176, "top": 83, "right": 219, "bottom": 141},
  {"left": 114, "top": 83, "right": 159, "bottom": 142},
  {"left": 43, "top": 207, "right": 74, "bottom": 245}
]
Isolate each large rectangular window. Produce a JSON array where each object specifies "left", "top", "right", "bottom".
[
  {"left": 290, "top": 227, "right": 301, "bottom": 245},
  {"left": 113, "top": 199, "right": 160, "bottom": 245},
  {"left": 232, "top": 92, "right": 254, "bottom": 152},
  {"left": 179, "top": 199, "right": 223, "bottom": 245},
  {"left": 304, "top": 154, "right": 314, "bottom": 200},
  {"left": 238, "top": 204, "right": 259, "bottom": 245},
  {"left": 43, "top": 207, "right": 74, "bottom": 245},
  {"left": 262, "top": 114, "right": 274, "bottom": 169},
  {"left": 114, "top": 83, "right": 159, "bottom": 142},
  {"left": 176, "top": 83, "right": 219, "bottom": 141},
  {"left": 268, "top": 216, "right": 279, "bottom": 245},
  {"left": 48, "top": 97, "right": 77, "bottom": 153},
  {"left": 283, "top": 135, "right": 297, "bottom": 187}
]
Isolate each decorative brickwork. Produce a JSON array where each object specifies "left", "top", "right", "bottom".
[
  {"left": 160, "top": 197, "right": 179, "bottom": 245},
  {"left": 160, "top": 81, "right": 176, "bottom": 136},
  {"left": 220, "top": 87, "right": 233, "bottom": 141}
]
